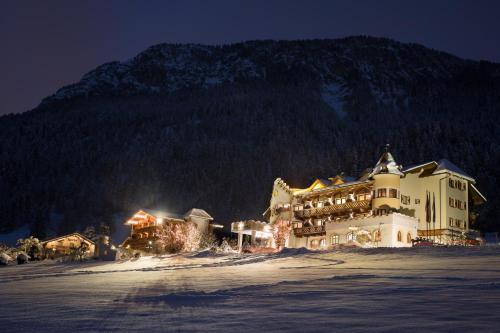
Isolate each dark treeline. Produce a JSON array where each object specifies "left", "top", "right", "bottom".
[{"left": 0, "top": 37, "right": 499, "bottom": 237}]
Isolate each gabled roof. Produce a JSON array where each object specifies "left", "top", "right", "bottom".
[
  {"left": 402, "top": 159, "right": 474, "bottom": 181},
  {"left": 184, "top": 208, "right": 213, "bottom": 221},
  {"left": 434, "top": 159, "right": 472, "bottom": 179},
  {"left": 292, "top": 178, "right": 331, "bottom": 194},
  {"left": 300, "top": 179, "right": 372, "bottom": 198},
  {"left": 142, "top": 209, "right": 183, "bottom": 220},
  {"left": 41, "top": 232, "right": 95, "bottom": 245},
  {"left": 402, "top": 161, "right": 438, "bottom": 173}
]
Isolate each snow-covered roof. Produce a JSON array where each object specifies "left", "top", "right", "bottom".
[
  {"left": 369, "top": 149, "right": 404, "bottom": 178},
  {"left": 402, "top": 159, "right": 474, "bottom": 181},
  {"left": 433, "top": 159, "right": 472, "bottom": 179},
  {"left": 184, "top": 208, "right": 214, "bottom": 221},
  {"left": 300, "top": 179, "right": 372, "bottom": 198},
  {"left": 142, "top": 209, "right": 184, "bottom": 220},
  {"left": 41, "top": 232, "right": 95, "bottom": 245},
  {"left": 470, "top": 183, "right": 487, "bottom": 203}
]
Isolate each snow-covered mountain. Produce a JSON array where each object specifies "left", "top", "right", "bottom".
[
  {"left": 42, "top": 37, "right": 478, "bottom": 112},
  {"left": 1, "top": 36, "right": 499, "bottom": 237}
]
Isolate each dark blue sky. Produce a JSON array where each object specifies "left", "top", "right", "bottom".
[{"left": 1, "top": 0, "right": 499, "bottom": 115}]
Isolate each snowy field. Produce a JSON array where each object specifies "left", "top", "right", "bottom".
[{"left": 1, "top": 247, "right": 499, "bottom": 332}]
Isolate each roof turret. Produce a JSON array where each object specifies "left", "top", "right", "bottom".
[{"left": 369, "top": 144, "right": 403, "bottom": 177}]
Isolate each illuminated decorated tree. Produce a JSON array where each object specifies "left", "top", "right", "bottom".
[
  {"left": 157, "top": 222, "right": 201, "bottom": 253},
  {"left": 272, "top": 219, "right": 291, "bottom": 250}
]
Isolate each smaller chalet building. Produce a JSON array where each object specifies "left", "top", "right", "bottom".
[
  {"left": 123, "top": 208, "right": 222, "bottom": 252},
  {"left": 41, "top": 232, "right": 95, "bottom": 257}
]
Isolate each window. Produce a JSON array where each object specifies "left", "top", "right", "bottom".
[
  {"left": 357, "top": 194, "right": 365, "bottom": 201},
  {"left": 330, "top": 234, "right": 340, "bottom": 245},
  {"left": 346, "top": 232, "right": 356, "bottom": 242},
  {"left": 401, "top": 195, "right": 410, "bottom": 205},
  {"left": 449, "top": 217, "right": 454, "bottom": 227},
  {"left": 415, "top": 199, "right": 420, "bottom": 204},
  {"left": 377, "top": 188, "right": 387, "bottom": 198},
  {"left": 294, "top": 205, "right": 303, "bottom": 211},
  {"left": 397, "top": 231, "right": 402, "bottom": 242},
  {"left": 407, "top": 233, "right": 412, "bottom": 243},
  {"left": 310, "top": 239, "right": 319, "bottom": 248},
  {"left": 335, "top": 198, "right": 341, "bottom": 205},
  {"left": 449, "top": 197, "right": 455, "bottom": 207},
  {"left": 449, "top": 179, "right": 455, "bottom": 188},
  {"left": 373, "top": 230, "right": 381, "bottom": 242},
  {"left": 319, "top": 239, "right": 326, "bottom": 247},
  {"left": 389, "top": 188, "right": 398, "bottom": 198}
]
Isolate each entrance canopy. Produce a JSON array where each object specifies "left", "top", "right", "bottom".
[{"left": 231, "top": 220, "right": 273, "bottom": 238}]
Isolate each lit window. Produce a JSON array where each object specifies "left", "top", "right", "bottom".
[
  {"left": 347, "top": 232, "right": 356, "bottom": 242},
  {"left": 330, "top": 234, "right": 340, "bottom": 245},
  {"left": 377, "top": 188, "right": 387, "bottom": 198},
  {"left": 319, "top": 239, "right": 326, "bottom": 247}
]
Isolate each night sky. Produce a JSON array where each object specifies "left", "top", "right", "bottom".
[{"left": 1, "top": 0, "right": 499, "bottom": 116}]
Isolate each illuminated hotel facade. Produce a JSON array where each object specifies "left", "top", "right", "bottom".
[{"left": 265, "top": 148, "right": 486, "bottom": 249}]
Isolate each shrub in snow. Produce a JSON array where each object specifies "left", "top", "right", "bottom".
[
  {"left": 17, "top": 252, "right": 30, "bottom": 264},
  {"left": 216, "top": 239, "right": 237, "bottom": 254},
  {"left": 16, "top": 236, "right": 41, "bottom": 260},
  {"left": 0, "top": 253, "right": 14, "bottom": 265},
  {"left": 199, "top": 231, "right": 218, "bottom": 251},
  {"left": 68, "top": 243, "right": 91, "bottom": 262}
]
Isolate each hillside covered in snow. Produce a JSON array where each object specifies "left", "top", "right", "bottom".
[
  {"left": 0, "top": 247, "right": 499, "bottom": 332},
  {"left": 0, "top": 36, "right": 499, "bottom": 237}
]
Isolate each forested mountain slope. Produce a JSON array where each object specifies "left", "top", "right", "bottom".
[{"left": 1, "top": 36, "right": 499, "bottom": 237}]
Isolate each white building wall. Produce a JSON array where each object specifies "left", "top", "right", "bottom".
[{"left": 324, "top": 213, "right": 418, "bottom": 248}]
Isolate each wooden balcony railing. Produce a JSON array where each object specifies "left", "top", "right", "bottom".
[
  {"left": 294, "top": 225, "right": 325, "bottom": 237},
  {"left": 294, "top": 200, "right": 371, "bottom": 218}
]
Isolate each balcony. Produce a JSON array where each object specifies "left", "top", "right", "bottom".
[
  {"left": 294, "top": 225, "right": 325, "bottom": 237},
  {"left": 294, "top": 200, "right": 371, "bottom": 218}
]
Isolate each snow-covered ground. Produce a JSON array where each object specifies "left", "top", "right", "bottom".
[{"left": 0, "top": 247, "right": 499, "bottom": 332}]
